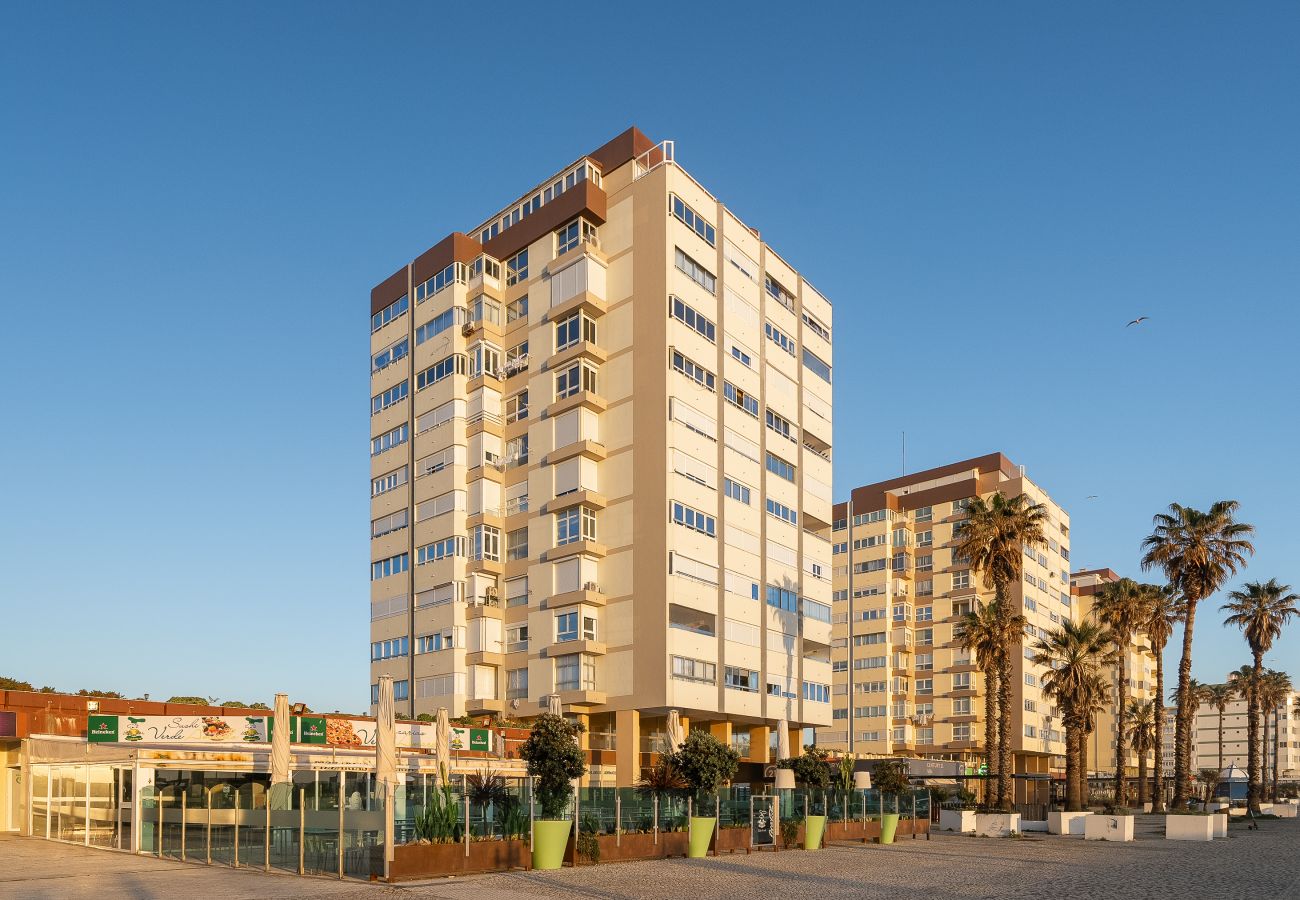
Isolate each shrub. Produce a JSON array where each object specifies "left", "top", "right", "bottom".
[
  {"left": 778, "top": 745, "right": 835, "bottom": 814},
  {"left": 667, "top": 731, "right": 740, "bottom": 807},
  {"left": 518, "top": 713, "right": 586, "bottom": 819},
  {"left": 780, "top": 817, "right": 800, "bottom": 849}
]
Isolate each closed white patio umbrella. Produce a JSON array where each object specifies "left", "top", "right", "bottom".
[
  {"left": 666, "top": 709, "right": 685, "bottom": 753},
  {"left": 376, "top": 676, "right": 398, "bottom": 874},
  {"left": 269, "top": 692, "right": 292, "bottom": 810}
]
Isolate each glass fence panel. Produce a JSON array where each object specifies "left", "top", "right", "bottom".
[
  {"left": 617, "top": 788, "right": 655, "bottom": 834},
  {"left": 31, "top": 767, "right": 49, "bottom": 840}
]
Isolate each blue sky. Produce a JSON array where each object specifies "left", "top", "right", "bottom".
[{"left": 1, "top": 2, "right": 1297, "bottom": 711}]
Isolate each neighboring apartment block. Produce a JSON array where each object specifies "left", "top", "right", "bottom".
[
  {"left": 1190, "top": 673, "right": 1299, "bottom": 779},
  {"left": 816, "top": 453, "right": 1072, "bottom": 797},
  {"left": 1071, "top": 568, "right": 1159, "bottom": 780},
  {"left": 368, "top": 127, "right": 835, "bottom": 785}
]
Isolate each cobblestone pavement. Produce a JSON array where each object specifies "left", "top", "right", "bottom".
[{"left": 3, "top": 821, "right": 1298, "bottom": 900}]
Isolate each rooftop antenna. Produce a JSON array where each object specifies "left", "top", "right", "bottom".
[{"left": 901, "top": 431, "right": 906, "bottom": 476}]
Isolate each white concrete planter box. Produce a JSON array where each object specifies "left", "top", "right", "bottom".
[
  {"left": 1141, "top": 803, "right": 1153, "bottom": 813},
  {"left": 974, "top": 813, "right": 1021, "bottom": 837},
  {"left": 939, "top": 809, "right": 977, "bottom": 833},
  {"left": 1048, "top": 811, "right": 1091, "bottom": 836},
  {"left": 1084, "top": 814, "right": 1134, "bottom": 841},
  {"left": 1165, "top": 815, "right": 1215, "bottom": 841},
  {"left": 1273, "top": 805, "right": 1297, "bottom": 818},
  {"left": 1212, "top": 813, "right": 1228, "bottom": 838},
  {"left": 1020, "top": 819, "right": 1048, "bottom": 832},
  {"left": 1259, "top": 803, "right": 1274, "bottom": 814},
  {"left": 1207, "top": 802, "right": 1228, "bottom": 813}
]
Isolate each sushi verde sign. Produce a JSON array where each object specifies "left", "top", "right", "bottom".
[
  {"left": 87, "top": 714, "right": 329, "bottom": 745},
  {"left": 88, "top": 714, "right": 268, "bottom": 744}
]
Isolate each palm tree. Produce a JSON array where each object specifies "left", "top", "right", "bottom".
[
  {"left": 1198, "top": 682, "right": 1236, "bottom": 774},
  {"left": 1231, "top": 665, "right": 1264, "bottom": 808},
  {"left": 957, "top": 599, "right": 1026, "bottom": 798},
  {"left": 1033, "top": 619, "right": 1116, "bottom": 811},
  {"left": 1090, "top": 578, "right": 1154, "bottom": 805},
  {"left": 1126, "top": 699, "right": 1156, "bottom": 807},
  {"left": 954, "top": 491, "right": 1049, "bottom": 810},
  {"left": 1260, "top": 670, "right": 1292, "bottom": 803},
  {"left": 1222, "top": 579, "right": 1299, "bottom": 813},
  {"left": 1141, "top": 584, "right": 1179, "bottom": 813},
  {"left": 1141, "top": 501, "right": 1255, "bottom": 808}
]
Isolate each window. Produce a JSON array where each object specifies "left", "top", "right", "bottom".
[
  {"left": 915, "top": 506, "right": 933, "bottom": 523},
  {"left": 555, "top": 218, "right": 598, "bottom": 255},
  {"left": 393, "top": 680, "right": 409, "bottom": 702},
  {"left": 765, "top": 452, "right": 796, "bottom": 482},
  {"left": 1025, "top": 673, "right": 1038, "bottom": 687},
  {"left": 505, "top": 390, "right": 529, "bottom": 424},
  {"left": 417, "top": 537, "right": 464, "bottom": 565},
  {"left": 672, "top": 656, "right": 717, "bottom": 684},
  {"left": 506, "top": 248, "right": 528, "bottom": 286},
  {"left": 416, "top": 306, "right": 465, "bottom": 345},
  {"left": 915, "top": 530, "right": 933, "bottom": 547},
  {"left": 954, "top": 673, "right": 972, "bottom": 689},
  {"left": 669, "top": 296, "right": 716, "bottom": 342},
  {"left": 766, "top": 498, "right": 798, "bottom": 526},
  {"left": 371, "top": 381, "right": 409, "bottom": 416},
  {"left": 371, "top": 337, "right": 408, "bottom": 374},
  {"left": 802, "top": 348, "right": 832, "bottom": 383},
  {"left": 670, "top": 195, "right": 716, "bottom": 245},
  {"left": 472, "top": 525, "right": 500, "bottom": 562},
  {"left": 371, "top": 423, "right": 409, "bottom": 457},
  {"left": 802, "top": 598, "right": 832, "bottom": 623},
  {"left": 582, "top": 614, "right": 598, "bottom": 641},
  {"left": 556, "top": 611, "right": 578, "bottom": 642},
  {"left": 766, "top": 585, "right": 798, "bottom": 613},
  {"left": 674, "top": 247, "right": 716, "bottom": 293},
  {"left": 952, "top": 570, "right": 971, "bottom": 590},
  {"left": 372, "top": 466, "right": 408, "bottom": 497},
  {"left": 506, "top": 667, "right": 528, "bottom": 699},
  {"left": 371, "top": 553, "right": 408, "bottom": 581},
  {"left": 371, "top": 295, "right": 408, "bottom": 333},
  {"left": 953, "top": 724, "right": 972, "bottom": 742},
  {"left": 671, "top": 350, "right": 715, "bottom": 390},
  {"left": 730, "top": 344, "right": 752, "bottom": 367},
  {"left": 415, "top": 263, "right": 466, "bottom": 302},
  {"left": 916, "top": 678, "right": 933, "bottom": 694},
  {"left": 915, "top": 606, "right": 933, "bottom": 622},
  {"left": 555, "top": 653, "right": 596, "bottom": 691},
  {"left": 765, "top": 410, "right": 796, "bottom": 442},
  {"left": 416, "top": 629, "right": 458, "bottom": 653},
  {"left": 416, "top": 354, "right": 467, "bottom": 390},
  {"left": 723, "top": 382, "right": 758, "bottom": 416},
  {"left": 555, "top": 311, "right": 597, "bottom": 351},
  {"left": 764, "top": 274, "right": 795, "bottom": 311},
  {"left": 555, "top": 361, "right": 598, "bottom": 399},
  {"left": 468, "top": 343, "right": 500, "bottom": 380},
  {"left": 506, "top": 527, "right": 528, "bottom": 561},
  {"left": 556, "top": 506, "right": 597, "bottom": 545},
  {"left": 371, "top": 508, "right": 409, "bottom": 539},
  {"left": 723, "top": 478, "right": 752, "bottom": 505},
  {"left": 1024, "top": 699, "right": 1037, "bottom": 713},
  {"left": 671, "top": 501, "right": 716, "bottom": 537},
  {"left": 803, "top": 682, "right": 831, "bottom": 703},
  {"left": 953, "top": 697, "right": 972, "bottom": 715},
  {"left": 371, "top": 636, "right": 408, "bottom": 661},
  {"left": 505, "top": 295, "right": 529, "bottom": 324},
  {"left": 764, "top": 321, "right": 796, "bottom": 356},
  {"left": 801, "top": 310, "right": 830, "bottom": 341}
]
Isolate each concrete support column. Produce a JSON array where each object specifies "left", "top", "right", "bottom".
[
  {"left": 615, "top": 709, "right": 640, "bottom": 787},
  {"left": 709, "top": 721, "right": 732, "bottom": 748},
  {"left": 788, "top": 727, "right": 803, "bottom": 757},
  {"left": 573, "top": 713, "right": 591, "bottom": 752},
  {"left": 750, "top": 726, "right": 771, "bottom": 764}
]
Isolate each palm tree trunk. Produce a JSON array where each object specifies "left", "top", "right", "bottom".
[
  {"left": 1065, "top": 724, "right": 1081, "bottom": 812},
  {"left": 984, "top": 662, "right": 999, "bottom": 799},
  {"left": 1218, "top": 707, "right": 1225, "bottom": 773},
  {"left": 993, "top": 583, "right": 1014, "bottom": 811},
  {"left": 1136, "top": 745, "right": 1149, "bottom": 807},
  {"left": 1271, "top": 709, "right": 1281, "bottom": 803},
  {"left": 1113, "top": 651, "right": 1129, "bottom": 806},
  {"left": 1152, "top": 652, "right": 1166, "bottom": 813},
  {"left": 1079, "top": 727, "right": 1091, "bottom": 808},
  {"left": 1248, "top": 653, "right": 1262, "bottom": 815},
  {"left": 1172, "top": 597, "right": 1198, "bottom": 809}
]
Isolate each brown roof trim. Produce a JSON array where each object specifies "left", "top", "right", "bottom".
[
  {"left": 588, "top": 126, "right": 657, "bottom": 174},
  {"left": 481, "top": 180, "right": 607, "bottom": 263},
  {"left": 1070, "top": 567, "right": 1121, "bottom": 582},
  {"left": 835, "top": 453, "right": 1019, "bottom": 515},
  {"left": 412, "top": 232, "right": 482, "bottom": 288},
  {"left": 370, "top": 265, "right": 410, "bottom": 317}
]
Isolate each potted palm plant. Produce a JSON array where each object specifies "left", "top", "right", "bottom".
[
  {"left": 517, "top": 713, "right": 586, "bottom": 870},
  {"left": 778, "top": 745, "right": 834, "bottom": 849},
  {"left": 871, "top": 760, "right": 910, "bottom": 844},
  {"left": 669, "top": 730, "right": 739, "bottom": 858}
]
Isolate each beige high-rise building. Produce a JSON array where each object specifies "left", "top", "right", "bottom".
[
  {"left": 368, "top": 128, "right": 834, "bottom": 785},
  {"left": 816, "top": 453, "right": 1072, "bottom": 799},
  {"left": 1071, "top": 568, "right": 1159, "bottom": 782},
  {"left": 1191, "top": 673, "right": 1299, "bottom": 779}
]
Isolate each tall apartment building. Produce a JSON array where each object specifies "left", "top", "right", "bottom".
[
  {"left": 1191, "top": 673, "right": 1299, "bottom": 779},
  {"left": 1071, "top": 568, "right": 1159, "bottom": 780},
  {"left": 816, "top": 453, "right": 1072, "bottom": 799},
  {"left": 368, "top": 127, "right": 835, "bottom": 786}
]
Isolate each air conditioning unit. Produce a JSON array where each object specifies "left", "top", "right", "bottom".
[
  {"left": 462, "top": 323, "right": 476, "bottom": 336},
  {"left": 584, "top": 581, "right": 600, "bottom": 593}
]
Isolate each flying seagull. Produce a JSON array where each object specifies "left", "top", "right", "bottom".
[
  {"left": 1126, "top": 316, "right": 1149, "bottom": 327},
  {"left": 1086, "top": 495, "right": 1099, "bottom": 500}
]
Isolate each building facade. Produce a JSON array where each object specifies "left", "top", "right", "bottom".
[
  {"left": 369, "top": 128, "right": 835, "bottom": 785},
  {"left": 1191, "top": 675, "right": 1299, "bottom": 780},
  {"left": 816, "top": 453, "right": 1073, "bottom": 796},
  {"left": 1071, "top": 568, "right": 1159, "bottom": 781}
]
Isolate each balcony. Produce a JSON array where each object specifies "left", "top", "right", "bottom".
[
  {"left": 546, "top": 390, "right": 606, "bottom": 418},
  {"left": 543, "top": 489, "right": 607, "bottom": 514},
  {"left": 466, "top": 697, "right": 505, "bottom": 715},
  {"left": 546, "top": 586, "right": 607, "bottom": 609},
  {"left": 546, "top": 439, "right": 606, "bottom": 465},
  {"left": 548, "top": 339, "right": 607, "bottom": 370},
  {"left": 466, "top": 650, "right": 504, "bottom": 667},
  {"left": 544, "top": 539, "right": 607, "bottom": 562},
  {"left": 556, "top": 688, "right": 607, "bottom": 707},
  {"left": 465, "top": 597, "right": 504, "bottom": 619}
]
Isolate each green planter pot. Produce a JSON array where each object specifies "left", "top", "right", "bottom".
[
  {"left": 688, "top": 816, "right": 716, "bottom": 858},
  {"left": 532, "top": 819, "right": 573, "bottom": 870},
  {"left": 880, "top": 813, "right": 900, "bottom": 844},
  {"left": 803, "top": 814, "right": 827, "bottom": 850}
]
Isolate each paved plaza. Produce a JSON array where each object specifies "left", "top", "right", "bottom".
[{"left": 2, "top": 821, "right": 1298, "bottom": 900}]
